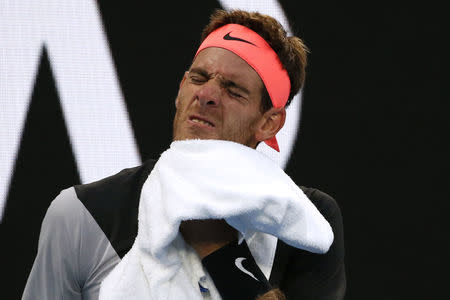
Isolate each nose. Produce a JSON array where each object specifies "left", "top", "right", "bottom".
[{"left": 195, "top": 79, "right": 222, "bottom": 107}]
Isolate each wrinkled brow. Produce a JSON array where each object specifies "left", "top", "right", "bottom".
[
  {"left": 189, "top": 67, "right": 250, "bottom": 95},
  {"left": 189, "top": 67, "right": 209, "bottom": 78}
]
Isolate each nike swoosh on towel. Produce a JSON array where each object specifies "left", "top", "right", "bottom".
[
  {"left": 234, "top": 257, "right": 259, "bottom": 281},
  {"left": 223, "top": 32, "right": 256, "bottom": 46}
]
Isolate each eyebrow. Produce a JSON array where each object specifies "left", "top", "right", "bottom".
[
  {"left": 189, "top": 67, "right": 251, "bottom": 95},
  {"left": 189, "top": 67, "right": 209, "bottom": 78}
]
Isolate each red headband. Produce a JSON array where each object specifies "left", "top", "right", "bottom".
[{"left": 195, "top": 24, "right": 290, "bottom": 152}]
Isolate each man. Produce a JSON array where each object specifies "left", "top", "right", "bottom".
[{"left": 23, "top": 9, "right": 345, "bottom": 300}]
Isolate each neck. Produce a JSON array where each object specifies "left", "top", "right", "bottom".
[{"left": 179, "top": 219, "right": 237, "bottom": 259}]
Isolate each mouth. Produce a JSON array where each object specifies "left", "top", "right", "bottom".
[{"left": 189, "top": 115, "right": 215, "bottom": 128}]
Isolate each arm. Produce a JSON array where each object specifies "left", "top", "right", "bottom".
[
  {"left": 22, "top": 188, "right": 83, "bottom": 300},
  {"left": 181, "top": 220, "right": 285, "bottom": 300},
  {"left": 278, "top": 188, "right": 346, "bottom": 300},
  {"left": 22, "top": 187, "right": 121, "bottom": 300}
]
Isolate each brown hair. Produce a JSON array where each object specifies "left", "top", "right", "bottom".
[{"left": 201, "top": 9, "right": 308, "bottom": 111}]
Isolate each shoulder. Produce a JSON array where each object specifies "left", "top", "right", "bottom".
[
  {"left": 24, "top": 184, "right": 126, "bottom": 298},
  {"left": 270, "top": 186, "right": 346, "bottom": 299},
  {"left": 74, "top": 159, "right": 157, "bottom": 208},
  {"left": 299, "top": 186, "right": 342, "bottom": 222},
  {"left": 41, "top": 187, "right": 87, "bottom": 247},
  {"left": 42, "top": 187, "right": 97, "bottom": 250},
  {"left": 73, "top": 159, "right": 157, "bottom": 258},
  {"left": 46, "top": 187, "right": 84, "bottom": 223}
]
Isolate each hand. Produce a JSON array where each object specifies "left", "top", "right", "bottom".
[
  {"left": 255, "top": 288, "right": 286, "bottom": 300},
  {"left": 179, "top": 219, "right": 237, "bottom": 259}
]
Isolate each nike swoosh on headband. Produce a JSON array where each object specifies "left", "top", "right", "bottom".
[
  {"left": 234, "top": 257, "right": 259, "bottom": 281},
  {"left": 223, "top": 32, "right": 256, "bottom": 46}
]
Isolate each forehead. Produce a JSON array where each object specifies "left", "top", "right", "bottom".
[{"left": 191, "top": 47, "right": 263, "bottom": 91}]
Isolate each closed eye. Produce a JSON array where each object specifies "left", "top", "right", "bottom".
[
  {"left": 222, "top": 81, "right": 249, "bottom": 101},
  {"left": 228, "top": 89, "right": 243, "bottom": 98},
  {"left": 189, "top": 73, "right": 207, "bottom": 84},
  {"left": 188, "top": 68, "right": 209, "bottom": 84}
]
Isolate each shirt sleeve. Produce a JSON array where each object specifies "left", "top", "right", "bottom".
[
  {"left": 280, "top": 189, "right": 346, "bottom": 300},
  {"left": 22, "top": 188, "right": 84, "bottom": 300}
]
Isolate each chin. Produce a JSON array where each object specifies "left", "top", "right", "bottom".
[
  {"left": 174, "top": 130, "right": 218, "bottom": 142},
  {"left": 173, "top": 134, "right": 212, "bottom": 142}
]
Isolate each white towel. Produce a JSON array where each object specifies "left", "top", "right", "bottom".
[{"left": 99, "top": 139, "right": 333, "bottom": 300}]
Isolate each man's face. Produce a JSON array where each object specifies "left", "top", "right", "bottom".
[{"left": 172, "top": 47, "right": 265, "bottom": 148}]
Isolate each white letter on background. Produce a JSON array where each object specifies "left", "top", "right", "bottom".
[{"left": 0, "top": 0, "right": 140, "bottom": 222}]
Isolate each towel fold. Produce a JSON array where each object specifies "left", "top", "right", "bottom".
[{"left": 99, "top": 139, "right": 333, "bottom": 300}]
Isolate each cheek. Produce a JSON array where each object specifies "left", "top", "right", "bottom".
[
  {"left": 225, "top": 109, "right": 258, "bottom": 135},
  {"left": 175, "top": 93, "right": 187, "bottom": 112},
  {"left": 175, "top": 85, "right": 194, "bottom": 110},
  {"left": 175, "top": 91, "right": 181, "bottom": 107},
  {"left": 175, "top": 88, "right": 185, "bottom": 108}
]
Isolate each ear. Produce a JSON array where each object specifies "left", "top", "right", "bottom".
[
  {"left": 175, "top": 71, "right": 189, "bottom": 108},
  {"left": 255, "top": 107, "right": 286, "bottom": 143}
]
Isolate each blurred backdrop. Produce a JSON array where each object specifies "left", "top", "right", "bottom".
[{"left": 0, "top": 1, "right": 447, "bottom": 299}]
